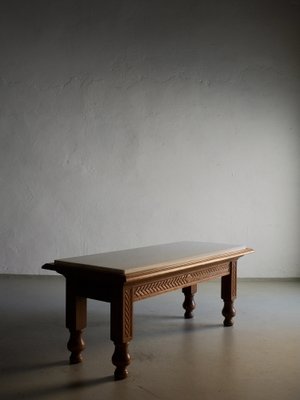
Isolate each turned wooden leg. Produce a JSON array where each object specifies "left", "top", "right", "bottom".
[
  {"left": 221, "top": 261, "right": 237, "bottom": 327},
  {"left": 67, "top": 329, "right": 85, "bottom": 363},
  {"left": 182, "top": 285, "right": 197, "bottom": 319},
  {"left": 222, "top": 301, "right": 236, "bottom": 327},
  {"left": 66, "top": 278, "right": 87, "bottom": 364},
  {"left": 112, "top": 342, "right": 131, "bottom": 380},
  {"left": 110, "top": 288, "right": 133, "bottom": 380}
]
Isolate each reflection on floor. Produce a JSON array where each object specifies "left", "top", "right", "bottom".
[{"left": 0, "top": 275, "right": 299, "bottom": 400}]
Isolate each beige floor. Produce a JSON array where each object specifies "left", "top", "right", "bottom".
[{"left": 0, "top": 276, "right": 299, "bottom": 400}]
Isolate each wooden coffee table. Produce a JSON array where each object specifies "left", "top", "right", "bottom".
[{"left": 42, "top": 241, "right": 253, "bottom": 380}]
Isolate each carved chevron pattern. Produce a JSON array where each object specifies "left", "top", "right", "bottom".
[
  {"left": 133, "top": 263, "right": 229, "bottom": 300},
  {"left": 124, "top": 289, "right": 133, "bottom": 339},
  {"left": 231, "top": 261, "right": 237, "bottom": 298}
]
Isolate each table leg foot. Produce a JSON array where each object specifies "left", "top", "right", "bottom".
[
  {"left": 221, "top": 261, "right": 237, "bottom": 327},
  {"left": 112, "top": 342, "right": 130, "bottom": 380},
  {"left": 67, "top": 329, "right": 85, "bottom": 364},
  {"left": 222, "top": 300, "right": 236, "bottom": 327},
  {"left": 182, "top": 285, "right": 196, "bottom": 319}
]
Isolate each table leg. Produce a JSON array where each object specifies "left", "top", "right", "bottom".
[
  {"left": 221, "top": 261, "right": 237, "bottom": 326},
  {"left": 182, "top": 285, "right": 197, "bottom": 318},
  {"left": 66, "top": 279, "right": 87, "bottom": 363},
  {"left": 110, "top": 288, "right": 133, "bottom": 380}
]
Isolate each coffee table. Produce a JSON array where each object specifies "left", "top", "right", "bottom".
[{"left": 42, "top": 241, "right": 253, "bottom": 380}]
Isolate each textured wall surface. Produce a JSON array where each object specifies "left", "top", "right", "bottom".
[{"left": 1, "top": 0, "right": 300, "bottom": 276}]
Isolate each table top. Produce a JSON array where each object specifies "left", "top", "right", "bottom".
[{"left": 53, "top": 241, "right": 253, "bottom": 276}]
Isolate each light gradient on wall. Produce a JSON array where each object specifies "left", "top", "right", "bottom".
[{"left": 1, "top": 0, "right": 300, "bottom": 276}]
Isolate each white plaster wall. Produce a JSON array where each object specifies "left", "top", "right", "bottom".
[{"left": 1, "top": 0, "right": 300, "bottom": 276}]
